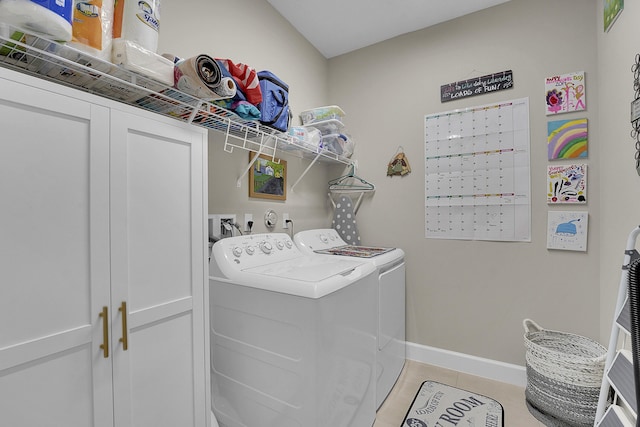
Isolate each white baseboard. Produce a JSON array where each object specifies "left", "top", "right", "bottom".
[{"left": 406, "top": 341, "right": 527, "bottom": 388}]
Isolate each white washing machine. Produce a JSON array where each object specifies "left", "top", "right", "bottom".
[
  {"left": 208, "top": 233, "right": 378, "bottom": 427},
  {"left": 294, "top": 229, "right": 406, "bottom": 409}
]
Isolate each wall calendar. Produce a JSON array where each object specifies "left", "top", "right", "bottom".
[{"left": 424, "top": 98, "right": 531, "bottom": 241}]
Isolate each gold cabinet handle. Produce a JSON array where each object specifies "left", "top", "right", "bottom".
[
  {"left": 99, "top": 306, "right": 109, "bottom": 358},
  {"left": 119, "top": 301, "right": 128, "bottom": 351}
]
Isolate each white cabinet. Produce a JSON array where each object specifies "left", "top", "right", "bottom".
[
  {"left": 109, "top": 109, "right": 208, "bottom": 427},
  {"left": 0, "top": 69, "right": 209, "bottom": 427}
]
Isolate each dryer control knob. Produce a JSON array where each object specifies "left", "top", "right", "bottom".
[
  {"left": 319, "top": 234, "right": 328, "bottom": 243},
  {"left": 232, "top": 247, "right": 243, "bottom": 257},
  {"left": 245, "top": 246, "right": 255, "bottom": 255},
  {"left": 285, "top": 240, "right": 292, "bottom": 249},
  {"left": 259, "top": 241, "right": 273, "bottom": 254},
  {"left": 276, "top": 240, "right": 284, "bottom": 250}
]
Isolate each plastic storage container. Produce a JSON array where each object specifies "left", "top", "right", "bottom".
[
  {"left": 322, "top": 133, "right": 354, "bottom": 158},
  {"left": 287, "top": 126, "right": 322, "bottom": 151},
  {"left": 299, "top": 105, "right": 345, "bottom": 125}
]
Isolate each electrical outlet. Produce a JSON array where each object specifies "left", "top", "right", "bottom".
[
  {"left": 282, "top": 213, "right": 289, "bottom": 229},
  {"left": 244, "top": 213, "right": 253, "bottom": 232}
]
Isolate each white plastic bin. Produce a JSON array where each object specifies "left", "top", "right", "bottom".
[{"left": 300, "top": 105, "right": 345, "bottom": 125}]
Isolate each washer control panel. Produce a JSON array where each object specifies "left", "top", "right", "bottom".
[
  {"left": 294, "top": 228, "right": 345, "bottom": 251},
  {"left": 213, "top": 233, "right": 298, "bottom": 269}
]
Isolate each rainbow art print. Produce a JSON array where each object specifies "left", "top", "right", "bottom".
[{"left": 547, "top": 118, "right": 588, "bottom": 160}]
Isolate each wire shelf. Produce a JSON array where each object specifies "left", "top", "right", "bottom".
[{"left": 0, "top": 25, "right": 352, "bottom": 166}]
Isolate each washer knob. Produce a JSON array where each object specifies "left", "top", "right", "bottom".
[
  {"left": 259, "top": 241, "right": 273, "bottom": 254},
  {"left": 320, "top": 234, "right": 328, "bottom": 243},
  {"left": 285, "top": 240, "right": 293, "bottom": 249},
  {"left": 245, "top": 246, "right": 255, "bottom": 255},
  {"left": 232, "top": 247, "right": 243, "bottom": 257},
  {"left": 276, "top": 240, "right": 284, "bottom": 250}
]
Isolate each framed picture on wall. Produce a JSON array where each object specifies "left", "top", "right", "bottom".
[
  {"left": 547, "top": 211, "right": 588, "bottom": 251},
  {"left": 604, "top": 0, "right": 623, "bottom": 32},
  {"left": 248, "top": 152, "right": 287, "bottom": 200},
  {"left": 547, "top": 164, "right": 587, "bottom": 204}
]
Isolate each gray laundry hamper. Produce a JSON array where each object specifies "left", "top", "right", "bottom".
[{"left": 523, "top": 319, "right": 607, "bottom": 427}]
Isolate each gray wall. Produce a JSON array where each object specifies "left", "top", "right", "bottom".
[
  {"left": 160, "top": 0, "right": 344, "bottom": 234},
  {"left": 161, "top": 0, "right": 636, "bottom": 367},
  {"left": 327, "top": 0, "right": 599, "bottom": 365},
  {"left": 597, "top": 1, "right": 640, "bottom": 343}
]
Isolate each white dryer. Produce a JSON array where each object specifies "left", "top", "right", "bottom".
[
  {"left": 208, "top": 233, "right": 378, "bottom": 427},
  {"left": 294, "top": 229, "right": 406, "bottom": 409}
]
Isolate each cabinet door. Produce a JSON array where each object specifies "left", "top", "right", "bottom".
[
  {"left": 0, "top": 78, "right": 113, "bottom": 426},
  {"left": 109, "top": 110, "right": 208, "bottom": 427}
]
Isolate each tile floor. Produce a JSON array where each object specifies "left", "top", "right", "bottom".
[{"left": 374, "top": 360, "right": 545, "bottom": 427}]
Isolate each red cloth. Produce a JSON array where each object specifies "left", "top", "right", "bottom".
[{"left": 216, "top": 58, "right": 262, "bottom": 105}]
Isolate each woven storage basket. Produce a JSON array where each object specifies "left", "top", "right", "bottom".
[{"left": 523, "top": 319, "right": 607, "bottom": 427}]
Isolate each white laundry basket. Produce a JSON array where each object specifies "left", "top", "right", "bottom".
[{"left": 523, "top": 319, "right": 607, "bottom": 426}]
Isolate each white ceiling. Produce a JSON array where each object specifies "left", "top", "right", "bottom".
[{"left": 267, "top": 0, "right": 512, "bottom": 58}]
